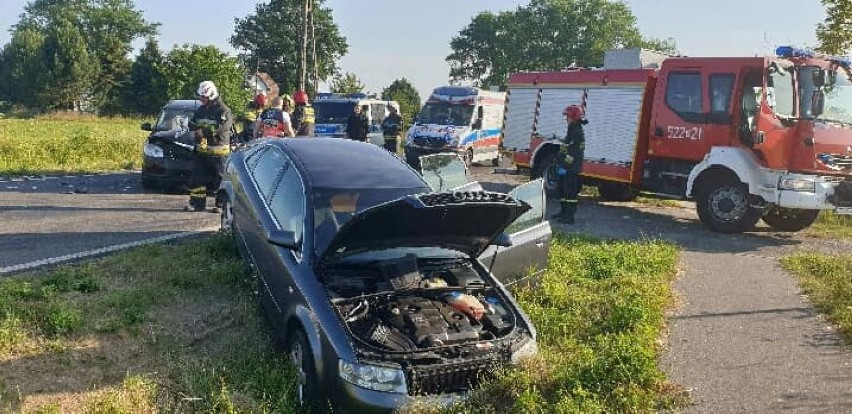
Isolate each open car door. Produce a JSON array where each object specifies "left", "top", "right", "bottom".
[
  {"left": 479, "top": 179, "right": 551, "bottom": 285},
  {"left": 419, "top": 153, "right": 482, "bottom": 192}
]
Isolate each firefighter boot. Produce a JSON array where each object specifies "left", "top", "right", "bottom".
[
  {"left": 557, "top": 200, "right": 577, "bottom": 224},
  {"left": 184, "top": 186, "right": 207, "bottom": 212}
]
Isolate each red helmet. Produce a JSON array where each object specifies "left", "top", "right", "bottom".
[
  {"left": 563, "top": 105, "right": 584, "bottom": 121},
  {"left": 293, "top": 90, "right": 309, "bottom": 105},
  {"left": 254, "top": 93, "right": 267, "bottom": 108}
]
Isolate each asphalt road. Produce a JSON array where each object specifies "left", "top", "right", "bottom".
[
  {"left": 0, "top": 172, "right": 218, "bottom": 275},
  {"left": 2, "top": 162, "right": 851, "bottom": 413}
]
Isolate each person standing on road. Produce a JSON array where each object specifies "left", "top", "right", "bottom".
[
  {"left": 346, "top": 105, "right": 369, "bottom": 142},
  {"left": 381, "top": 102, "right": 403, "bottom": 154},
  {"left": 291, "top": 90, "right": 316, "bottom": 136},
  {"left": 554, "top": 104, "right": 586, "bottom": 224},
  {"left": 185, "top": 80, "right": 233, "bottom": 213},
  {"left": 254, "top": 96, "right": 295, "bottom": 139}
]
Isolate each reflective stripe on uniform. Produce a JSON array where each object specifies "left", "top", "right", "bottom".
[
  {"left": 199, "top": 145, "right": 230, "bottom": 156},
  {"left": 190, "top": 186, "right": 207, "bottom": 198},
  {"left": 303, "top": 106, "right": 315, "bottom": 124}
]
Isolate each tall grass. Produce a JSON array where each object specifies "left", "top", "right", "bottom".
[
  {"left": 781, "top": 252, "right": 852, "bottom": 342},
  {"left": 0, "top": 117, "right": 146, "bottom": 176}
]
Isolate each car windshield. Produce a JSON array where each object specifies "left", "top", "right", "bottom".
[
  {"left": 155, "top": 109, "right": 194, "bottom": 131},
  {"left": 313, "top": 187, "right": 426, "bottom": 257},
  {"left": 799, "top": 66, "right": 852, "bottom": 124},
  {"left": 314, "top": 101, "right": 356, "bottom": 124},
  {"left": 420, "top": 154, "right": 468, "bottom": 191},
  {"left": 416, "top": 102, "right": 474, "bottom": 126}
]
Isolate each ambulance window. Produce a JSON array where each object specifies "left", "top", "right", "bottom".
[
  {"left": 708, "top": 74, "right": 735, "bottom": 124},
  {"left": 666, "top": 72, "right": 703, "bottom": 122}
]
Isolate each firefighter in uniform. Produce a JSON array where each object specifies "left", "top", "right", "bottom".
[
  {"left": 253, "top": 96, "right": 295, "bottom": 138},
  {"left": 292, "top": 90, "right": 315, "bottom": 136},
  {"left": 381, "top": 102, "right": 403, "bottom": 154},
  {"left": 346, "top": 105, "right": 369, "bottom": 142},
  {"left": 185, "top": 81, "right": 233, "bottom": 212},
  {"left": 554, "top": 104, "right": 586, "bottom": 224}
]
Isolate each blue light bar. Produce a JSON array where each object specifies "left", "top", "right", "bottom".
[{"left": 776, "top": 46, "right": 815, "bottom": 58}]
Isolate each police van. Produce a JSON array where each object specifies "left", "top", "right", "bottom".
[{"left": 312, "top": 93, "right": 399, "bottom": 145}]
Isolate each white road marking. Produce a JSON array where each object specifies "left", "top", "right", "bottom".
[{"left": 0, "top": 226, "right": 220, "bottom": 275}]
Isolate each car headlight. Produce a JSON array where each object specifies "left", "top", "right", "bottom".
[
  {"left": 511, "top": 338, "right": 538, "bottom": 364},
  {"left": 143, "top": 142, "right": 164, "bottom": 158},
  {"left": 339, "top": 360, "right": 407, "bottom": 394},
  {"left": 778, "top": 178, "right": 816, "bottom": 192}
]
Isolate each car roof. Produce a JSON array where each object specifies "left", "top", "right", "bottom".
[
  {"left": 271, "top": 138, "right": 429, "bottom": 190},
  {"left": 163, "top": 100, "right": 201, "bottom": 110}
]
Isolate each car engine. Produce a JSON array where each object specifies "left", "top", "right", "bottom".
[{"left": 325, "top": 254, "right": 517, "bottom": 354}]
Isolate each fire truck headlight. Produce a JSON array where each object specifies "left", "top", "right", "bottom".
[{"left": 778, "top": 178, "right": 816, "bottom": 192}]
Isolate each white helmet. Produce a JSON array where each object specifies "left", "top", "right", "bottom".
[{"left": 196, "top": 81, "right": 219, "bottom": 100}]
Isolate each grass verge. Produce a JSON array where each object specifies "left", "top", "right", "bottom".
[
  {"left": 781, "top": 252, "right": 852, "bottom": 343},
  {"left": 409, "top": 233, "right": 687, "bottom": 413},
  {"left": 0, "top": 236, "right": 300, "bottom": 413},
  {"left": 0, "top": 117, "right": 145, "bottom": 176},
  {"left": 806, "top": 211, "right": 852, "bottom": 240},
  {"left": 1, "top": 233, "right": 685, "bottom": 413}
]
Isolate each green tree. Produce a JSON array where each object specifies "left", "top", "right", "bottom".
[
  {"left": 381, "top": 78, "right": 421, "bottom": 127},
  {"left": 163, "top": 44, "right": 252, "bottom": 118},
  {"left": 14, "top": 0, "right": 158, "bottom": 112},
  {"left": 447, "top": 0, "right": 676, "bottom": 87},
  {"left": 230, "top": 0, "right": 348, "bottom": 95},
  {"left": 124, "top": 37, "right": 168, "bottom": 115},
  {"left": 330, "top": 72, "right": 365, "bottom": 94},
  {"left": 39, "top": 18, "right": 98, "bottom": 110},
  {"left": 817, "top": 0, "right": 852, "bottom": 55},
  {"left": 0, "top": 27, "right": 48, "bottom": 107}
]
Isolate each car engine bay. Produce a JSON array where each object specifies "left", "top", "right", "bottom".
[{"left": 323, "top": 254, "right": 521, "bottom": 356}]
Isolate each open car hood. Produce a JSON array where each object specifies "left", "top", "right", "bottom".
[{"left": 319, "top": 191, "right": 530, "bottom": 263}]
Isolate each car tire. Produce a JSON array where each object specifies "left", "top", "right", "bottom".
[
  {"left": 491, "top": 154, "right": 500, "bottom": 167},
  {"left": 761, "top": 207, "right": 819, "bottom": 232},
  {"left": 533, "top": 152, "right": 564, "bottom": 199},
  {"left": 288, "top": 329, "right": 321, "bottom": 410},
  {"left": 696, "top": 177, "right": 761, "bottom": 233},
  {"left": 598, "top": 182, "right": 639, "bottom": 202},
  {"left": 219, "top": 199, "right": 234, "bottom": 235}
]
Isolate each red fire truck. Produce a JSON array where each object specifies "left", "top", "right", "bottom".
[{"left": 502, "top": 47, "right": 852, "bottom": 233}]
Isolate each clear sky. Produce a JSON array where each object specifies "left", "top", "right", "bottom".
[{"left": 0, "top": 0, "right": 827, "bottom": 102}]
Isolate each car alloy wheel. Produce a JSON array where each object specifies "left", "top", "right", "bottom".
[{"left": 219, "top": 200, "right": 234, "bottom": 234}]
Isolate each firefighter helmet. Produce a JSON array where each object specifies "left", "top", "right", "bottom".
[
  {"left": 281, "top": 94, "right": 294, "bottom": 109},
  {"left": 254, "top": 93, "right": 267, "bottom": 108},
  {"left": 293, "top": 90, "right": 309, "bottom": 105},
  {"left": 563, "top": 104, "right": 584, "bottom": 121},
  {"left": 196, "top": 81, "right": 219, "bottom": 100}
]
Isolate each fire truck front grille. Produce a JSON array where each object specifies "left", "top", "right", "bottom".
[{"left": 404, "top": 357, "right": 501, "bottom": 396}]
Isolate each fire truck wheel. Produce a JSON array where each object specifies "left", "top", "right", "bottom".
[
  {"left": 535, "top": 152, "right": 564, "bottom": 198},
  {"left": 696, "top": 178, "right": 761, "bottom": 233},
  {"left": 761, "top": 207, "right": 820, "bottom": 232},
  {"left": 598, "top": 182, "right": 639, "bottom": 202}
]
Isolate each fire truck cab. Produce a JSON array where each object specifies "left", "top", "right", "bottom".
[{"left": 503, "top": 47, "right": 852, "bottom": 233}]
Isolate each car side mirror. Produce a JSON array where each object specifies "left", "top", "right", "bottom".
[
  {"left": 813, "top": 69, "right": 827, "bottom": 88},
  {"left": 493, "top": 233, "right": 513, "bottom": 247},
  {"left": 267, "top": 230, "right": 300, "bottom": 250},
  {"left": 811, "top": 90, "right": 825, "bottom": 117},
  {"left": 141, "top": 122, "right": 153, "bottom": 131}
]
